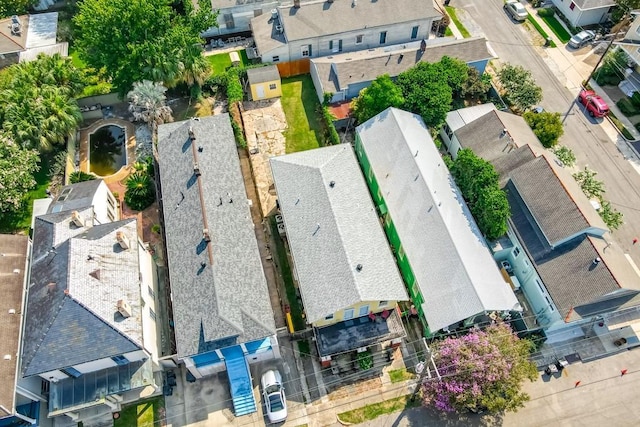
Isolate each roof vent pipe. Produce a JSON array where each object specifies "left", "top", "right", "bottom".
[
  {"left": 329, "top": 180, "right": 335, "bottom": 188},
  {"left": 356, "top": 264, "right": 363, "bottom": 272}
]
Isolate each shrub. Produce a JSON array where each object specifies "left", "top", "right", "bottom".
[
  {"left": 320, "top": 105, "right": 341, "bottom": 145},
  {"left": 537, "top": 8, "right": 555, "bottom": 18},
  {"left": 231, "top": 120, "right": 247, "bottom": 148},
  {"left": 616, "top": 98, "right": 640, "bottom": 117},
  {"left": 357, "top": 351, "right": 373, "bottom": 371},
  {"left": 225, "top": 69, "right": 243, "bottom": 104},
  {"left": 631, "top": 92, "right": 640, "bottom": 108},
  {"left": 70, "top": 171, "right": 96, "bottom": 183},
  {"left": 151, "top": 223, "right": 161, "bottom": 234},
  {"left": 124, "top": 171, "right": 156, "bottom": 211},
  {"left": 552, "top": 146, "right": 576, "bottom": 167}
]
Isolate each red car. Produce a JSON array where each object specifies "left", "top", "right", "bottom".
[{"left": 578, "top": 90, "right": 609, "bottom": 118}]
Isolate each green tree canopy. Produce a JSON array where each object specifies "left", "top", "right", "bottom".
[
  {"left": 460, "top": 66, "right": 492, "bottom": 102},
  {"left": 396, "top": 57, "right": 469, "bottom": 129},
  {"left": 573, "top": 167, "right": 605, "bottom": 199},
  {"left": 523, "top": 111, "right": 564, "bottom": 148},
  {"left": 0, "top": 55, "right": 83, "bottom": 152},
  {"left": 124, "top": 171, "right": 156, "bottom": 211},
  {"left": 0, "top": 0, "right": 36, "bottom": 18},
  {"left": 351, "top": 74, "right": 405, "bottom": 124},
  {"left": 74, "top": 0, "right": 217, "bottom": 94},
  {"left": 451, "top": 149, "right": 509, "bottom": 240},
  {"left": 0, "top": 132, "right": 39, "bottom": 216},
  {"left": 498, "top": 64, "right": 543, "bottom": 112},
  {"left": 422, "top": 321, "right": 537, "bottom": 414}
]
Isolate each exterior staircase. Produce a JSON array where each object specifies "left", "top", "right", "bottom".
[{"left": 225, "top": 355, "right": 256, "bottom": 416}]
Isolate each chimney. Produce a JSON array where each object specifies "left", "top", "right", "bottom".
[
  {"left": 116, "top": 299, "right": 132, "bottom": 318},
  {"left": 116, "top": 231, "right": 130, "bottom": 250},
  {"left": 188, "top": 127, "right": 196, "bottom": 141},
  {"left": 71, "top": 211, "right": 84, "bottom": 227},
  {"left": 203, "top": 228, "right": 211, "bottom": 242},
  {"left": 194, "top": 162, "right": 201, "bottom": 176},
  {"left": 294, "top": 0, "right": 300, "bottom": 8}
]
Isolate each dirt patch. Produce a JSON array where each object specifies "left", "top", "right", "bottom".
[{"left": 241, "top": 99, "right": 288, "bottom": 216}]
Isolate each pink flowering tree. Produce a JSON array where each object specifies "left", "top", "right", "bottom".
[{"left": 421, "top": 321, "right": 537, "bottom": 414}]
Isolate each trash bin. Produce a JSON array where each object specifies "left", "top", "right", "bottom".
[
  {"left": 545, "top": 38, "right": 552, "bottom": 47},
  {"left": 444, "top": 0, "right": 451, "bottom": 5}
]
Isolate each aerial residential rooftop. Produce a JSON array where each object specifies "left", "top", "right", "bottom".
[
  {"left": 311, "top": 37, "right": 493, "bottom": 96},
  {"left": 22, "top": 213, "right": 143, "bottom": 377},
  {"left": 357, "top": 108, "right": 519, "bottom": 332},
  {"left": 270, "top": 144, "right": 407, "bottom": 324},
  {"left": 157, "top": 115, "right": 276, "bottom": 359},
  {"left": 0, "top": 234, "right": 29, "bottom": 418}
]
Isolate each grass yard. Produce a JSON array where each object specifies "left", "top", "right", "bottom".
[
  {"left": 337, "top": 395, "right": 420, "bottom": 424},
  {"left": 0, "top": 155, "right": 51, "bottom": 234},
  {"left": 388, "top": 368, "right": 414, "bottom": 383},
  {"left": 540, "top": 14, "right": 571, "bottom": 43},
  {"left": 270, "top": 216, "right": 306, "bottom": 331},
  {"left": 526, "top": 15, "right": 557, "bottom": 47},
  {"left": 280, "top": 75, "right": 322, "bottom": 153},
  {"left": 445, "top": 6, "right": 471, "bottom": 38},
  {"left": 114, "top": 396, "right": 165, "bottom": 427},
  {"left": 206, "top": 50, "right": 250, "bottom": 75}
]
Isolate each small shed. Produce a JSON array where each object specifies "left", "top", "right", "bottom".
[
  {"left": 229, "top": 51, "right": 240, "bottom": 66},
  {"left": 246, "top": 65, "right": 282, "bottom": 101}
]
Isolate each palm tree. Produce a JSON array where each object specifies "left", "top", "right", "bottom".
[
  {"left": 124, "top": 171, "right": 156, "bottom": 211},
  {"left": 127, "top": 80, "right": 174, "bottom": 136},
  {"left": 179, "top": 43, "right": 211, "bottom": 87}
]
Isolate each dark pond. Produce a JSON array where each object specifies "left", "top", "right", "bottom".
[{"left": 89, "top": 125, "right": 126, "bottom": 176}]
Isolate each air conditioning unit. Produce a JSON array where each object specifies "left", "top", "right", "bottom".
[
  {"left": 71, "top": 211, "right": 84, "bottom": 227},
  {"left": 116, "top": 231, "right": 130, "bottom": 250},
  {"left": 275, "top": 214, "right": 284, "bottom": 224},
  {"left": 277, "top": 223, "right": 286, "bottom": 236},
  {"left": 116, "top": 299, "right": 132, "bottom": 318}
]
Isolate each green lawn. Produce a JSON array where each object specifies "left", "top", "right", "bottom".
[
  {"left": 526, "top": 15, "right": 557, "bottom": 47},
  {"left": 206, "top": 50, "right": 250, "bottom": 75},
  {"left": 337, "top": 395, "right": 420, "bottom": 424},
  {"left": 445, "top": 6, "right": 471, "bottom": 38},
  {"left": 280, "top": 75, "right": 322, "bottom": 153},
  {"left": 270, "top": 216, "right": 306, "bottom": 331},
  {"left": 388, "top": 368, "right": 414, "bottom": 383},
  {"left": 115, "top": 397, "right": 165, "bottom": 427},
  {"left": 0, "top": 155, "right": 51, "bottom": 234},
  {"left": 540, "top": 14, "right": 571, "bottom": 43}
]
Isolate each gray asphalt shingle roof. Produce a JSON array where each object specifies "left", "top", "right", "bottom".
[
  {"left": 574, "top": 0, "right": 615, "bottom": 9},
  {"left": 270, "top": 145, "right": 407, "bottom": 324},
  {"left": 247, "top": 65, "right": 280, "bottom": 85},
  {"left": 311, "top": 37, "right": 493, "bottom": 94},
  {"left": 47, "top": 179, "right": 102, "bottom": 214},
  {"left": 158, "top": 115, "right": 275, "bottom": 358},
  {"left": 356, "top": 108, "right": 518, "bottom": 332},
  {"left": 0, "top": 234, "right": 29, "bottom": 415},
  {"left": 22, "top": 213, "right": 143, "bottom": 377},
  {"left": 277, "top": 0, "right": 441, "bottom": 42}
]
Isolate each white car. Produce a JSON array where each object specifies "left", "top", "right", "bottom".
[
  {"left": 504, "top": 0, "right": 528, "bottom": 22},
  {"left": 261, "top": 370, "right": 287, "bottom": 424},
  {"left": 568, "top": 30, "right": 596, "bottom": 49}
]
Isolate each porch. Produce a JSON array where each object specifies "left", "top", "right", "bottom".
[
  {"left": 48, "top": 359, "right": 156, "bottom": 416},
  {"left": 314, "top": 308, "right": 406, "bottom": 357}
]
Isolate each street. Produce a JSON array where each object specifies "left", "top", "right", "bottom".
[{"left": 453, "top": 0, "right": 640, "bottom": 270}]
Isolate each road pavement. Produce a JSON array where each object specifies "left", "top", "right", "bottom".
[
  {"left": 451, "top": 0, "right": 640, "bottom": 275},
  {"left": 355, "top": 348, "right": 640, "bottom": 427}
]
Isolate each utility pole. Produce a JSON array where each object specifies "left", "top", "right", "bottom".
[
  {"left": 410, "top": 338, "right": 441, "bottom": 402},
  {"left": 584, "top": 16, "right": 631, "bottom": 87}
]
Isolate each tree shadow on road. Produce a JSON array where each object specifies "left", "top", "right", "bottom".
[{"left": 387, "top": 406, "right": 505, "bottom": 427}]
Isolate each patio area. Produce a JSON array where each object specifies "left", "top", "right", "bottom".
[{"left": 314, "top": 308, "right": 406, "bottom": 357}]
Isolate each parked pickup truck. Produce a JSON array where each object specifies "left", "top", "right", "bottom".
[{"left": 578, "top": 89, "right": 609, "bottom": 118}]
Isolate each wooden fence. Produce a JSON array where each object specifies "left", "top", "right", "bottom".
[{"left": 276, "top": 58, "right": 310, "bottom": 78}]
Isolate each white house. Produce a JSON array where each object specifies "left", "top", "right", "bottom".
[
  {"left": 250, "top": 0, "right": 442, "bottom": 63},
  {"left": 19, "top": 180, "right": 160, "bottom": 425},
  {"left": 551, "top": 0, "right": 615, "bottom": 27},
  {"left": 204, "top": 0, "right": 280, "bottom": 37}
]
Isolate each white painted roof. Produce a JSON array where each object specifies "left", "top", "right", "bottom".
[
  {"left": 356, "top": 108, "right": 518, "bottom": 332},
  {"left": 271, "top": 145, "right": 407, "bottom": 323}
]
